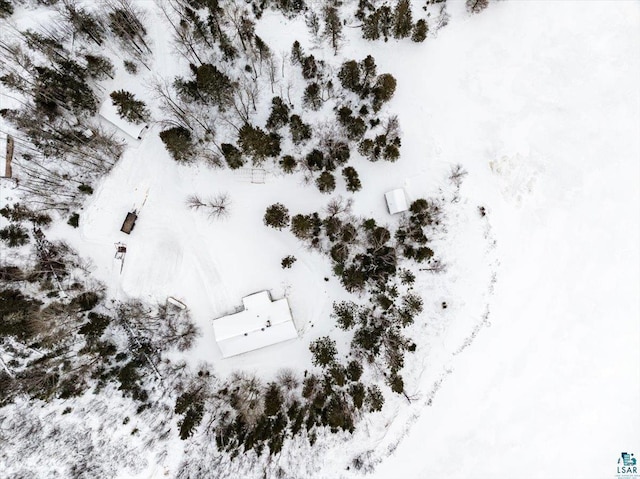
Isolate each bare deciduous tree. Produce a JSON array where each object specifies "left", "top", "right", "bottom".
[
  {"left": 449, "top": 163, "right": 468, "bottom": 188},
  {"left": 227, "top": 372, "right": 264, "bottom": 426},
  {"left": 186, "top": 193, "right": 231, "bottom": 220},
  {"left": 231, "top": 74, "right": 259, "bottom": 124},
  {"left": 324, "top": 195, "right": 353, "bottom": 218}
]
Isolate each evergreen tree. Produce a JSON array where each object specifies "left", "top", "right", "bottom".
[
  {"left": 238, "top": 123, "right": 281, "bottom": 165},
  {"left": 316, "top": 171, "right": 336, "bottom": 194},
  {"left": 196, "top": 63, "right": 234, "bottom": 107},
  {"left": 0, "top": 225, "right": 29, "bottom": 247},
  {"left": 350, "top": 382, "right": 366, "bottom": 409},
  {"left": 84, "top": 55, "right": 115, "bottom": 80},
  {"left": 383, "top": 142, "right": 400, "bottom": 162},
  {"left": 329, "top": 364, "right": 347, "bottom": 386},
  {"left": 264, "top": 203, "right": 290, "bottom": 229},
  {"left": 378, "top": 5, "right": 394, "bottom": 40},
  {"left": 221, "top": 143, "right": 244, "bottom": 169},
  {"left": 337, "top": 60, "right": 362, "bottom": 94},
  {"left": 0, "top": 0, "right": 13, "bottom": 18},
  {"left": 291, "top": 40, "right": 304, "bottom": 65},
  {"left": 361, "top": 55, "right": 378, "bottom": 87},
  {"left": 79, "top": 312, "right": 111, "bottom": 341},
  {"left": 346, "top": 360, "right": 363, "bottom": 382},
  {"left": 372, "top": 73, "right": 397, "bottom": 111},
  {"left": 263, "top": 383, "right": 284, "bottom": 417},
  {"left": 366, "top": 385, "right": 384, "bottom": 411},
  {"left": 265, "top": 97, "right": 290, "bottom": 130},
  {"left": 274, "top": 0, "right": 306, "bottom": 16},
  {"left": 68, "top": 213, "right": 80, "bottom": 228},
  {"left": 159, "top": 126, "right": 193, "bottom": 162},
  {"left": 64, "top": 3, "right": 106, "bottom": 45},
  {"left": 34, "top": 61, "right": 97, "bottom": 116},
  {"left": 289, "top": 114, "right": 312, "bottom": 144},
  {"left": 362, "top": 10, "right": 381, "bottom": 40},
  {"left": 279, "top": 155, "right": 297, "bottom": 173},
  {"left": 322, "top": 6, "right": 343, "bottom": 54},
  {"left": 175, "top": 390, "right": 205, "bottom": 440},
  {"left": 281, "top": 255, "right": 297, "bottom": 268},
  {"left": 290, "top": 214, "right": 315, "bottom": 240},
  {"left": 301, "top": 54, "right": 318, "bottom": 79},
  {"left": 123, "top": 60, "right": 138, "bottom": 74},
  {"left": 0, "top": 289, "right": 41, "bottom": 340},
  {"left": 309, "top": 336, "right": 337, "bottom": 367},
  {"left": 341, "top": 264, "right": 366, "bottom": 293},
  {"left": 326, "top": 394, "right": 354, "bottom": 432},
  {"left": 388, "top": 374, "right": 404, "bottom": 394},
  {"left": 342, "top": 166, "right": 362, "bottom": 192},
  {"left": 324, "top": 215, "right": 343, "bottom": 240},
  {"left": 411, "top": 19, "right": 428, "bottom": 42},
  {"left": 414, "top": 246, "right": 434, "bottom": 262},
  {"left": 392, "top": 0, "right": 413, "bottom": 39},
  {"left": 303, "top": 82, "right": 322, "bottom": 110},
  {"left": 110, "top": 90, "right": 150, "bottom": 124},
  {"left": 347, "top": 117, "right": 367, "bottom": 141},
  {"left": 358, "top": 138, "right": 377, "bottom": 161},
  {"left": 333, "top": 301, "right": 358, "bottom": 330},
  {"left": 306, "top": 149, "right": 325, "bottom": 171}
]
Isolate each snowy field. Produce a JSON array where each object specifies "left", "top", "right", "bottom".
[{"left": 365, "top": 1, "right": 640, "bottom": 478}]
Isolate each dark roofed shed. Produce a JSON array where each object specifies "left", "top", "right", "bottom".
[{"left": 120, "top": 212, "right": 137, "bottom": 234}]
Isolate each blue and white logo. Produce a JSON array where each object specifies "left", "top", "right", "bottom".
[{"left": 617, "top": 452, "right": 639, "bottom": 478}]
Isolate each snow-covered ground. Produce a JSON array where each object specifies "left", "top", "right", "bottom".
[
  {"left": 1, "top": 0, "right": 638, "bottom": 477},
  {"left": 366, "top": 1, "right": 640, "bottom": 478}
]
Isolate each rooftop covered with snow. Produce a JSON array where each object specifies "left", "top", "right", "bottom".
[
  {"left": 99, "top": 100, "right": 149, "bottom": 141},
  {"left": 385, "top": 188, "right": 408, "bottom": 215},
  {"left": 213, "top": 291, "right": 297, "bottom": 358}
]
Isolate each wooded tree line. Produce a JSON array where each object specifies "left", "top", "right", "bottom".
[
  {"left": 0, "top": 2, "right": 143, "bottom": 212},
  {"left": 358, "top": 0, "right": 427, "bottom": 42},
  {"left": 0, "top": 216, "right": 199, "bottom": 407},
  {"left": 157, "top": 1, "right": 401, "bottom": 201},
  {"left": 357, "top": 0, "right": 489, "bottom": 43},
  {"left": 262, "top": 192, "right": 445, "bottom": 403}
]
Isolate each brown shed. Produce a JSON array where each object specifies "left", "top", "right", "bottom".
[
  {"left": 120, "top": 212, "right": 137, "bottom": 234},
  {"left": 2, "top": 134, "right": 14, "bottom": 178}
]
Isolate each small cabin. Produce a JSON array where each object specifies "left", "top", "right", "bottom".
[
  {"left": 120, "top": 212, "right": 137, "bottom": 234},
  {"left": 213, "top": 291, "right": 297, "bottom": 358},
  {"left": 385, "top": 188, "right": 408, "bottom": 215}
]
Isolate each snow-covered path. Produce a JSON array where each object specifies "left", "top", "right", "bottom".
[{"left": 371, "top": 1, "right": 640, "bottom": 478}]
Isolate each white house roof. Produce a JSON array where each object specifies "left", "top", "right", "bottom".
[
  {"left": 99, "top": 100, "right": 148, "bottom": 140},
  {"left": 385, "top": 188, "right": 409, "bottom": 214},
  {"left": 213, "top": 291, "right": 298, "bottom": 358}
]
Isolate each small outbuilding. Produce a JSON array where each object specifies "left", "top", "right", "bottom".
[
  {"left": 120, "top": 212, "right": 138, "bottom": 234},
  {"left": 385, "top": 188, "right": 409, "bottom": 215},
  {"left": 1, "top": 133, "right": 14, "bottom": 178},
  {"left": 99, "top": 100, "right": 149, "bottom": 140},
  {"left": 213, "top": 291, "right": 297, "bottom": 358}
]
